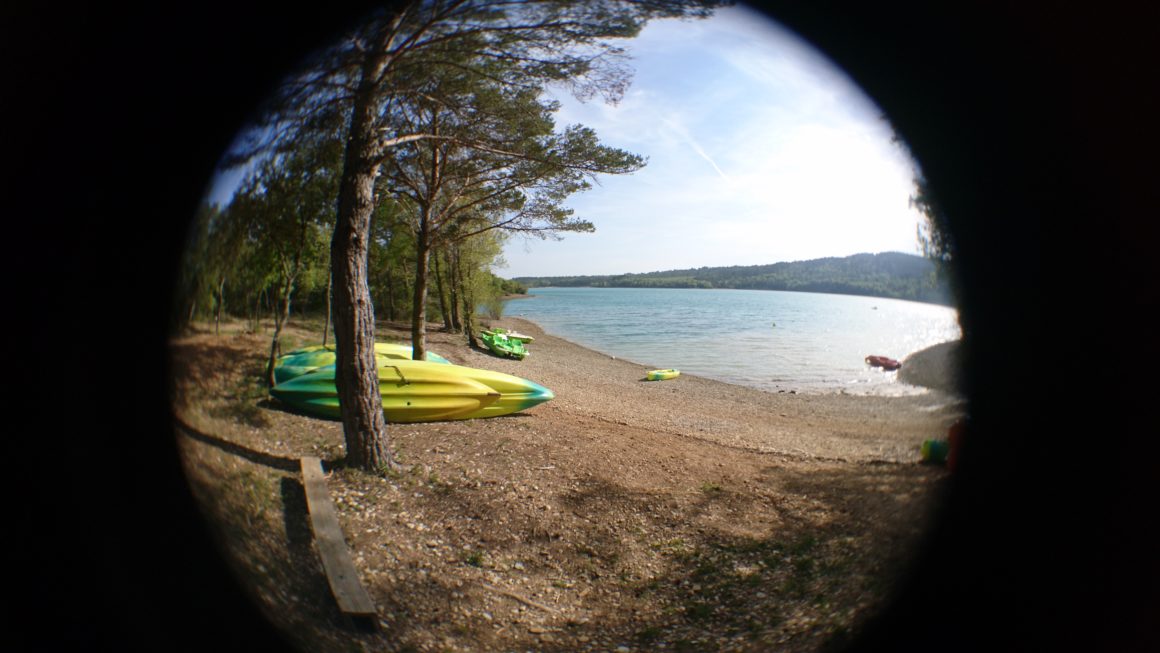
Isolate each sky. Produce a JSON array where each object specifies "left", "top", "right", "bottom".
[
  {"left": 206, "top": 3, "right": 925, "bottom": 279},
  {"left": 498, "top": 3, "right": 925, "bottom": 278}
]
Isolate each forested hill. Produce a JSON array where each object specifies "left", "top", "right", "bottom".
[{"left": 512, "top": 252, "right": 953, "bottom": 306}]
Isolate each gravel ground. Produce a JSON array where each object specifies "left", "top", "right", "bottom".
[{"left": 171, "top": 317, "right": 967, "bottom": 653}]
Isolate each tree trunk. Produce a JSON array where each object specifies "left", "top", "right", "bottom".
[
  {"left": 456, "top": 249, "right": 479, "bottom": 349},
  {"left": 433, "top": 251, "right": 453, "bottom": 332},
  {"left": 385, "top": 261, "right": 396, "bottom": 322},
  {"left": 331, "top": 48, "right": 397, "bottom": 474},
  {"left": 252, "top": 288, "right": 265, "bottom": 334},
  {"left": 322, "top": 268, "right": 332, "bottom": 346},
  {"left": 411, "top": 219, "right": 432, "bottom": 362},
  {"left": 447, "top": 247, "right": 462, "bottom": 333},
  {"left": 213, "top": 276, "right": 225, "bottom": 336},
  {"left": 266, "top": 273, "right": 295, "bottom": 388}
]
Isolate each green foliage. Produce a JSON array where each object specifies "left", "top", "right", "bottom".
[
  {"left": 177, "top": 137, "right": 340, "bottom": 330},
  {"left": 497, "top": 277, "right": 528, "bottom": 295},
  {"left": 911, "top": 174, "right": 963, "bottom": 306},
  {"left": 173, "top": 202, "right": 225, "bottom": 328},
  {"left": 510, "top": 252, "right": 955, "bottom": 305},
  {"left": 912, "top": 175, "right": 953, "bottom": 264}
]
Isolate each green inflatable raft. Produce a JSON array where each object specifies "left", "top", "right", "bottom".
[
  {"left": 483, "top": 327, "right": 534, "bottom": 343},
  {"left": 480, "top": 330, "right": 529, "bottom": 360}
]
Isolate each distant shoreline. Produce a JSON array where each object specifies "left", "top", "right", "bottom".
[
  {"left": 505, "top": 252, "right": 955, "bottom": 306},
  {"left": 507, "top": 283, "right": 954, "bottom": 307}
]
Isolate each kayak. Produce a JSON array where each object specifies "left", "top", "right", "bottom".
[
  {"left": 480, "top": 330, "right": 529, "bottom": 360},
  {"left": 282, "top": 342, "right": 451, "bottom": 363},
  {"left": 436, "top": 364, "right": 555, "bottom": 420},
  {"left": 646, "top": 369, "right": 680, "bottom": 381},
  {"left": 269, "top": 359, "right": 554, "bottom": 422},
  {"left": 865, "top": 355, "right": 902, "bottom": 371},
  {"left": 274, "top": 342, "right": 450, "bottom": 385}
]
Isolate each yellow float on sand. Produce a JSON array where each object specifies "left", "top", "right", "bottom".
[{"left": 646, "top": 369, "right": 680, "bottom": 381}]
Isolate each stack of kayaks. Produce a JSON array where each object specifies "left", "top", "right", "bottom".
[
  {"left": 480, "top": 329, "right": 529, "bottom": 360},
  {"left": 269, "top": 342, "right": 553, "bottom": 423}
]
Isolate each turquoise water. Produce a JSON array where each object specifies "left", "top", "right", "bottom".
[{"left": 505, "top": 287, "right": 961, "bottom": 396}]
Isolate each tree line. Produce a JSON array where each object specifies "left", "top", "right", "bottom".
[
  {"left": 511, "top": 252, "right": 954, "bottom": 305},
  {"left": 173, "top": 0, "right": 727, "bottom": 474}
]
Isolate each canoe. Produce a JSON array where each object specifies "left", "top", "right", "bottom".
[
  {"left": 269, "top": 359, "right": 554, "bottom": 422},
  {"left": 646, "top": 369, "right": 680, "bottom": 381},
  {"left": 480, "top": 330, "right": 529, "bottom": 360},
  {"left": 865, "top": 355, "right": 902, "bottom": 371},
  {"left": 274, "top": 342, "right": 450, "bottom": 385}
]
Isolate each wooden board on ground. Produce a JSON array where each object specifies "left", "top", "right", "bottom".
[{"left": 300, "top": 456, "right": 378, "bottom": 619}]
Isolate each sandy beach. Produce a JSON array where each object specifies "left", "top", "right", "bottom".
[
  {"left": 171, "top": 316, "right": 967, "bottom": 652},
  {"left": 461, "top": 319, "right": 965, "bottom": 464}
]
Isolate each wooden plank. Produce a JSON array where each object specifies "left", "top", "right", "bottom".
[{"left": 300, "top": 456, "right": 378, "bottom": 618}]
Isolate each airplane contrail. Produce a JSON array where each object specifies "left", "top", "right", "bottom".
[{"left": 661, "top": 116, "right": 731, "bottom": 182}]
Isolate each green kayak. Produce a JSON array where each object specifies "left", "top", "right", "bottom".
[{"left": 274, "top": 342, "right": 450, "bottom": 385}]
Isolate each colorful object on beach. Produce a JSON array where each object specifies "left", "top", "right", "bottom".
[
  {"left": 274, "top": 342, "right": 450, "bottom": 385},
  {"left": 921, "top": 439, "right": 950, "bottom": 464},
  {"left": 269, "top": 359, "right": 554, "bottom": 422},
  {"left": 480, "top": 330, "right": 529, "bottom": 360},
  {"left": 484, "top": 327, "right": 534, "bottom": 343},
  {"left": 444, "top": 364, "right": 555, "bottom": 420},
  {"left": 646, "top": 369, "right": 680, "bottom": 381},
  {"left": 865, "top": 355, "right": 902, "bottom": 371}
]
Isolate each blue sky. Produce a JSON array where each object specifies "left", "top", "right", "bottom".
[
  {"left": 500, "top": 3, "right": 924, "bottom": 278},
  {"left": 206, "top": 4, "right": 924, "bottom": 279}
]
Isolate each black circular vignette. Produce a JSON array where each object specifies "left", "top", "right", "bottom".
[{"left": 12, "top": 1, "right": 1156, "bottom": 651}]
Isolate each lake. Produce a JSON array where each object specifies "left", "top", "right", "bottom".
[{"left": 504, "top": 287, "right": 961, "bottom": 396}]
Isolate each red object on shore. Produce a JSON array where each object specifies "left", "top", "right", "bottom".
[{"left": 865, "top": 355, "right": 902, "bottom": 371}]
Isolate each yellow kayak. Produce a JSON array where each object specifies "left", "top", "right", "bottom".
[{"left": 646, "top": 369, "right": 680, "bottom": 381}]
